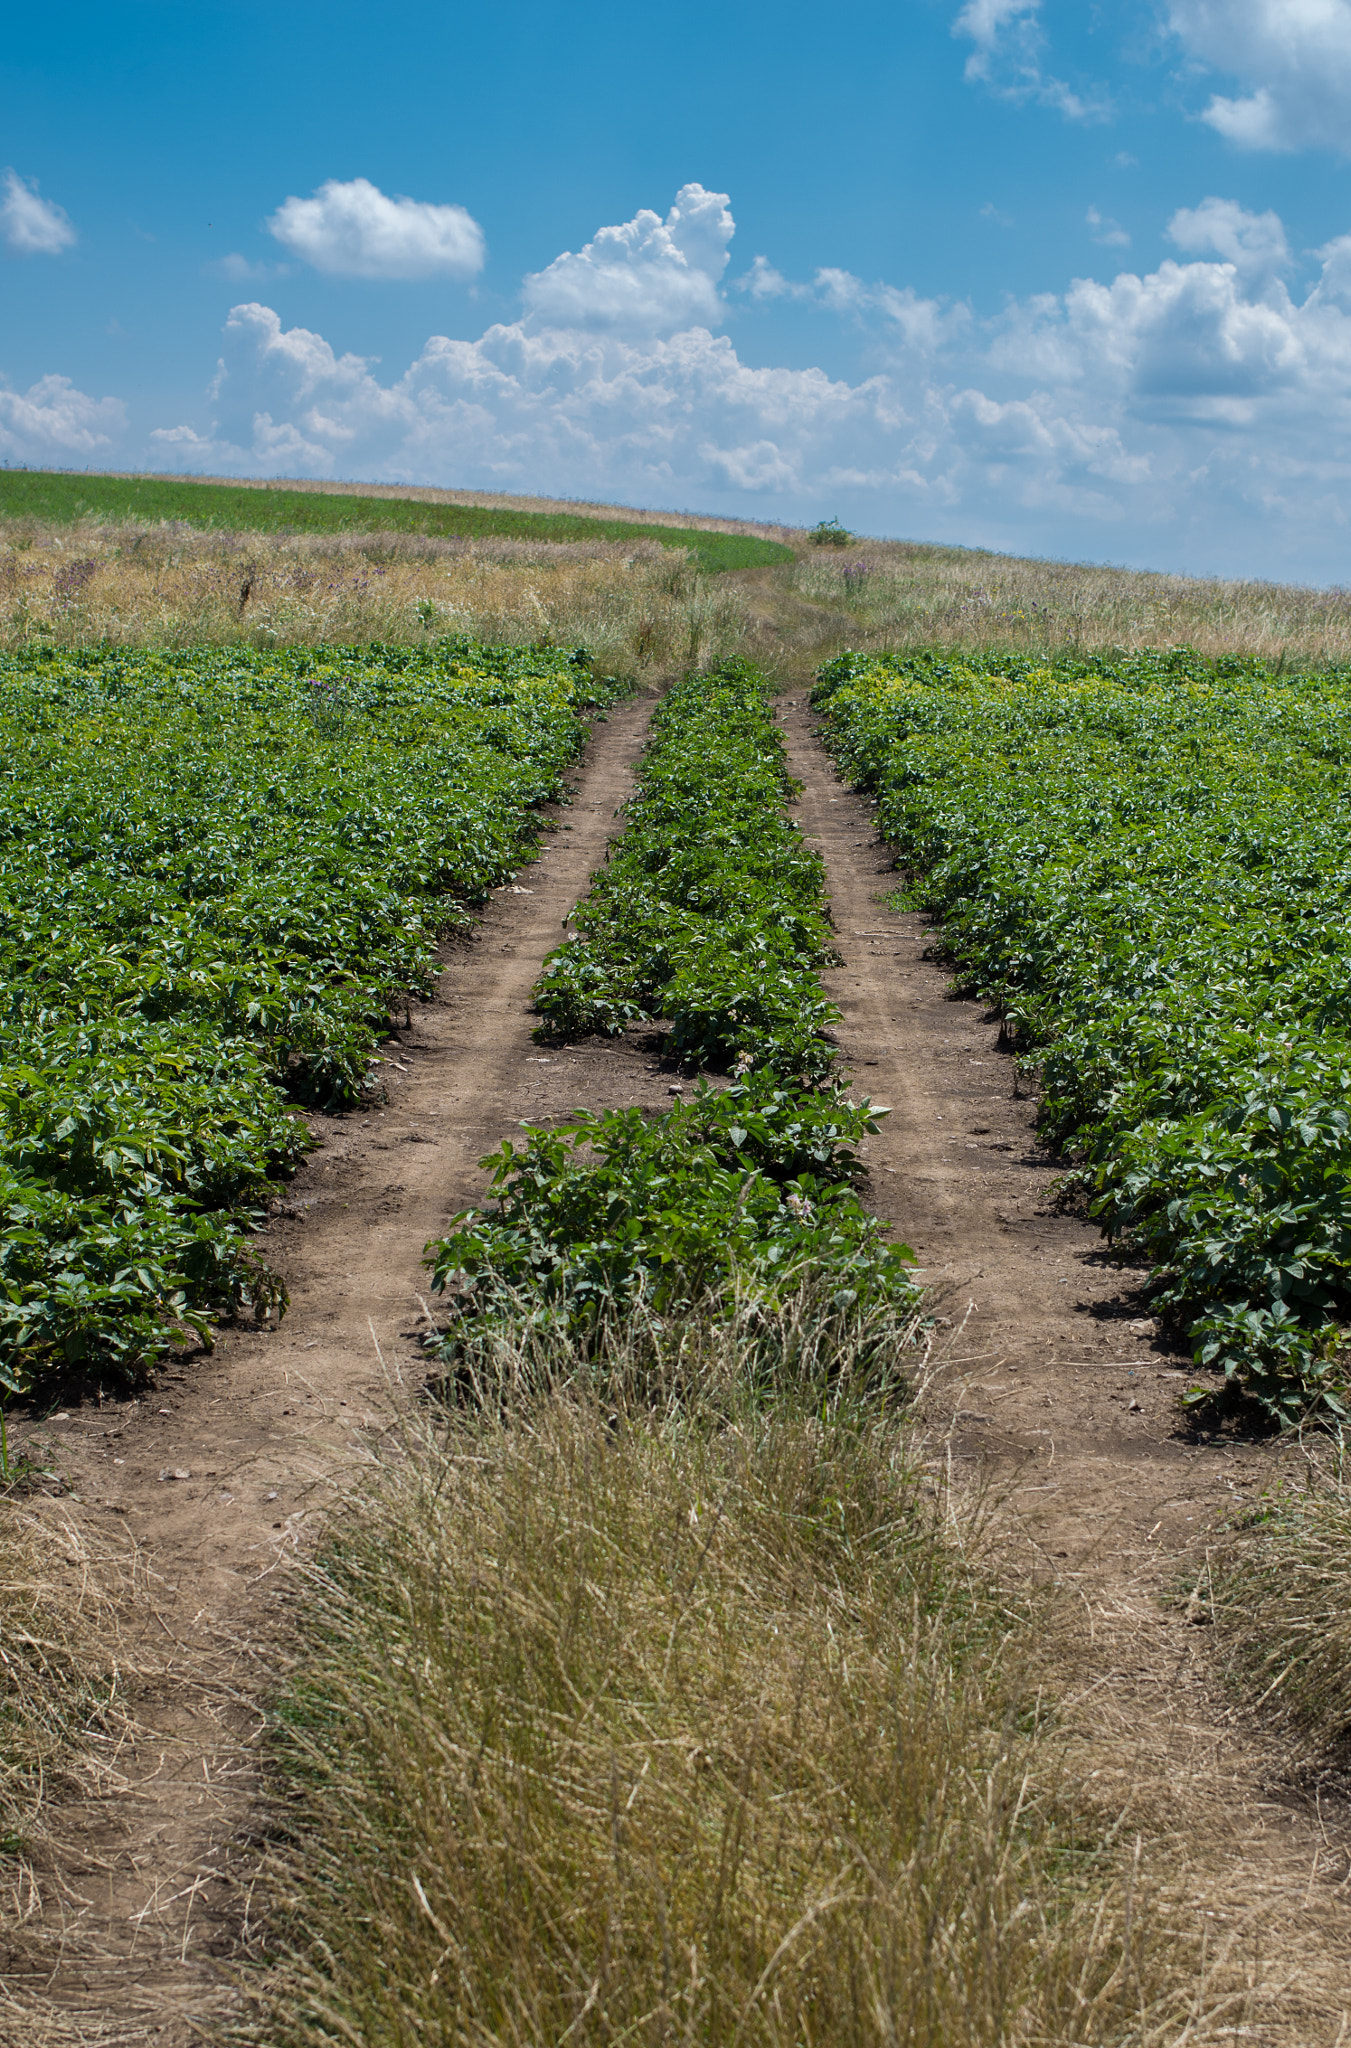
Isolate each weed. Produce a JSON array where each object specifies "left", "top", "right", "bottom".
[
  {"left": 1212, "top": 1445, "right": 1351, "bottom": 1766},
  {"left": 810, "top": 517, "right": 852, "bottom": 547}
]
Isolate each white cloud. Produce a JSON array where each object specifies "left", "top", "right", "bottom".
[
  {"left": 1, "top": 170, "right": 76, "bottom": 256},
  {"left": 952, "top": 0, "right": 1108, "bottom": 120},
  {"left": 206, "top": 252, "right": 290, "bottom": 283},
  {"left": 734, "top": 254, "right": 802, "bottom": 300},
  {"left": 1087, "top": 206, "right": 1130, "bottom": 248},
  {"left": 131, "top": 184, "right": 1351, "bottom": 583},
  {"left": 954, "top": 0, "right": 1040, "bottom": 74},
  {"left": 0, "top": 373, "right": 123, "bottom": 459},
  {"left": 1169, "top": 0, "right": 1351, "bottom": 152},
  {"left": 734, "top": 260, "right": 967, "bottom": 351},
  {"left": 266, "top": 176, "right": 485, "bottom": 280},
  {"left": 1167, "top": 196, "right": 1289, "bottom": 288},
  {"left": 521, "top": 184, "right": 733, "bottom": 333}
]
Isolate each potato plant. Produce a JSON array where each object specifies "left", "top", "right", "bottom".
[
  {"left": 533, "top": 659, "right": 840, "bottom": 1078},
  {"left": 433, "top": 661, "right": 917, "bottom": 1370},
  {"left": 814, "top": 645, "right": 1351, "bottom": 1421},
  {"left": 428, "top": 1075, "right": 917, "bottom": 1363},
  {"left": 0, "top": 637, "right": 605, "bottom": 1392}
]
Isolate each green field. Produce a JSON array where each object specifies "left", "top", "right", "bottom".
[
  {"left": 0, "top": 470, "right": 794, "bottom": 576},
  {"left": 2, "top": 626, "right": 1304, "bottom": 2032},
  {"left": 429, "top": 661, "right": 918, "bottom": 1370},
  {"left": 0, "top": 637, "right": 607, "bottom": 1393},
  {"left": 814, "top": 645, "right": 1351, "bottom": 1420}
]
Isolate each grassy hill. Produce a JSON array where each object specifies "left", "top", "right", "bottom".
[{"left": 0, "top": 471, "right": 793, "bottom": 575}]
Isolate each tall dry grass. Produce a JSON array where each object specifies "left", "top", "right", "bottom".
[
  {"left": 1210, "top": 1446, "right": 1351, "bottom": 1772},
  {"left": 242, "top": 1298, "right": 1224, "bottom": 2048},
  {"left": 15, "top": 501, "right": 1351, "bottom": 675},
  {"left": 0, "top": 520, "right": 751, "bottom": 675},
  {"left": 781, "top": 541, "right": 1351, "bottom": 665},
  {"left": 430, "top": 1273, "right": 927, "bottom": 1415},
  {"left": 0, "top": 1500, "right": 148, "bottom": 2048},
  {"left": 0, "top": 1505, "right": 133, "bottom": 1856}
]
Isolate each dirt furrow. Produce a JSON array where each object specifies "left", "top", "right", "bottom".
[
  {"left": 6, "top": 689, "right": 667, "bottom": 2041},
  {"left": 779, "top": 690, "right": 1351, "bottom": 2043}
]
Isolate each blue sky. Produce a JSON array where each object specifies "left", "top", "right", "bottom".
[{"left": 6, "top": 1, "right": 1351, "bottom": 581}]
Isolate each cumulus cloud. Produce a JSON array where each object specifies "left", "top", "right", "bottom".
[
  {"left": 522, "top": 184, "right": 733, "bottom": 333},
  {"left": 1169, "top": 0, "right": 1351, "bottom": 152},
  {"left": 734, "top": 254, "right": 802, "bottom": 300},
  {"left": 266, "top": 176, "right": 485, "bottom": 280},
  {"left": 952, "top": 0, "right": 1108, "bottom": 120},
  {"left": 132, "top": 183, "right": 1351, "bottom": 582},
  {"left": 1167, "top": 196, "right": 1289, "bottom": 289},
  {"left": 733, "top": 260, "right": 968, "bottom": 351},
  {"left": 1, "top": 170, "right": 76, "bottom": 256},
  {"left": 157, "top": 298, "right": 882, "bottom": 503},
  {"left": 0, "top": 373, "right": 124, "bottom": 459}
]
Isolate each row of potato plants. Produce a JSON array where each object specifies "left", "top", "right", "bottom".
[
  {"left": 0, "top": 638, "right": 605, "bottom": 1393},
  {"left": 813, "top": 645, "right": 1351, "bottom": 1421},
  {"left": 532, "top": 659, "right": 840, "bottom": 1077},
  {"left": 428, "top": 660, "right": 920, "bottom": 1361}
]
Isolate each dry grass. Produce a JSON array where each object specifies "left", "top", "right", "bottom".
[
  {"left": 778, "top": 540, "right": 1351, "bottom": 665},
  {"left": 0, "top": 519, "right": 751, "bottom": 674},
  {"left": 0, "top": 1988, "right": 152, "bottom": 2048},
  {"left": 429, "top": 1273, "right": 930, "bottom": 1414},
  {"left": 0, "top": 1504, "right": 134, "bottom": 1853},
  {"left": 1210, "top": 1444, "right": 1351, "bottom": 1773},
  {"left": 0, "top": 1501, "right": 149, "bottom": 2045},
  {"left": 16, "top": 495, "right": 1351, "bottom": 677},
  {"left": 241, "top": 1315, "right": 1231, "bottom": 2048}
]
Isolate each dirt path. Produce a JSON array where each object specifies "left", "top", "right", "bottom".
[
  {"left": 10, "top": 670, "right": 1351, "bottom": 2042},
  {"left": 778, "top": 690, "right": 1351, "bottom": 2042},
  {"left": 6, "top": 690, "right": 679, "bottom": 2041}
]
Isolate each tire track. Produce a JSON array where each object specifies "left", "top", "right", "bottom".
[
  {"left": 778, "top": 687, "right": 1351, "bottom": 2043},
  {"left": 7, "top": 689, "right": 665, "bottom": 2042}
]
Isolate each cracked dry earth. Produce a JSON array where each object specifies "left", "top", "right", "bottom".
[{"left": 5, "top": 680, "right": 1351, "bottom": 2043}]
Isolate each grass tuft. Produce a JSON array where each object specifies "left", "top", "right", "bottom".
[
  {"left": 243, "top": 1349, "right": 1207, "bottom": 2047},
  {"left": 1211, "top": 1449, "right": 1351, "bottom": 1769},
  {"left": 427, "top": 1271, "right": 926, "bottom": 1414},
  {"left": 0, "top": 1506, "right": 131, "bottom": 1856}
]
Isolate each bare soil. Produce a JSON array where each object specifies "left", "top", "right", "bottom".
[{"left": 5, "top": 676, "right": 1351, "bottom": 2042}]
